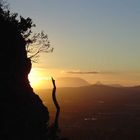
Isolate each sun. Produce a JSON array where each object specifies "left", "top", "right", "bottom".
[
  {"left": 28, "top": 68, "right": 41, "bottom": 88},
  {"left": 28, "top": 68, "right": 51, "bottom": 89}
]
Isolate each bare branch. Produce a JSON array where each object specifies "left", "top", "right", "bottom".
[{"left": 25, "top": 31, "right": 53, "bottom": 62}]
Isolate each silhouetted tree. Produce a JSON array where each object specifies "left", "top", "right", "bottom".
[
  {"left": 26, "top": 31, "right": 53, "bottom": 62},
  {"left": 0, "top": 0, "right": 53, "bottom": 63},
  {"left": 0, "top": 1, "right": 69, "bottom": 140},
  {"left": 0, "top": 1, "right": 50, "bottom": 140}
]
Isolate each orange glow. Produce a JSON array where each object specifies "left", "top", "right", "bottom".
[
  {"left": 28, "top": 68, "right": 51, "bottom": 89},
  {"left": 28, "top": 68, "right": 140, "bottom": 89}
]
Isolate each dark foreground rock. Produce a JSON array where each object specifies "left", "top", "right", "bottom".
[
  {"left": 0, "top": 3, "right": 50, "bottom": 139},
  {"left": 0, "top": 83, "right": 49, "bottom": 140}
]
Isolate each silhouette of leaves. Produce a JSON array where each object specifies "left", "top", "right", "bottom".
[
  {"left": 26, "top": 31, "right": 53, "bottom": 62},
  {"left": 0, "top": 0, "right": 53, "bottom": 63}
]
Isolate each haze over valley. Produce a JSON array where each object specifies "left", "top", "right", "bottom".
[{"left": 35, "top": 84, "right": 140, "bottom": 140}]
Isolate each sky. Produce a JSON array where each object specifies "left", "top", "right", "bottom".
[{"left": 7, "top": 0, "right": 140, "bottom": 88}]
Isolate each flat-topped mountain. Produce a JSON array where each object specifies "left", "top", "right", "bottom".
[{"left": 55, "top": 77, "right": 90, "bottom": 87}]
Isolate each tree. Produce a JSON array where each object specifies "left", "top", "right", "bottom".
[
  {"left": 0, "top": 0, "right": 53, "bottom": 63},
  {"left": 26, "top": 31, "right": 53, "bottom": 62}
]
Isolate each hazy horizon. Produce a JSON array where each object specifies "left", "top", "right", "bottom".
[{"left": 29, "top": 75, "right": 140, "bottom": 90}]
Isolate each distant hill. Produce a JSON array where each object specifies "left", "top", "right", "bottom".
[
  {"left": 107, "top": 83, "right": 123, "bottom": 87},
  {"left": 37, "top": 84, "right": 140, "bottom": 107},
  {"left": 36, "top": 84, "right": 140, "bottom": 140},
  {"left": 55, "top": 77, "right": 90, "bottom": 87},
  {"left": 93, "top": 81, "right": 123, "bottom": 88}
]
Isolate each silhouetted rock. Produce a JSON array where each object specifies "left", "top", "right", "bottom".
[{"left": 0, "top": 2, "right": 49, "bottom": 140}]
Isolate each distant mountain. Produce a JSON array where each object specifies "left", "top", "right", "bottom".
[
  {"left": 55, "top": 77, "right": 90, "bottom": 87},
  {"left": 38, "top": 83, "right": 140, "bottom": 140},
  {"left": 128, "top": 85, "right": 140, "bottom": 91},
  {"left": 94, "top": 81, "right": 103, "bottom": 85},
  {"left": 93, "top": 81, "right": 123, "bottom": 88},
  {"left": 38, "top": 83, "right": 140, "bottom": 102}
]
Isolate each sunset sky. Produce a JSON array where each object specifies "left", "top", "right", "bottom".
[{"left": 8, "top": 0, "right": 140, "bottom": 88}]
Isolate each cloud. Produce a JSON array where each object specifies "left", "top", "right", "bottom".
[
  {"left": 65, "top": 70, "right": 118, "bottom": 75},
  {"left": 67, "top": 71, "right": 99, "bottom": 74}
]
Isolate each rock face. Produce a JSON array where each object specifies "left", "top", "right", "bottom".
[
  {"left": 1, "top": 84, "right": 49, "bottom": 140},
  {"left": 0, "top": 6, "right": 49, "bottom": 140}
]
